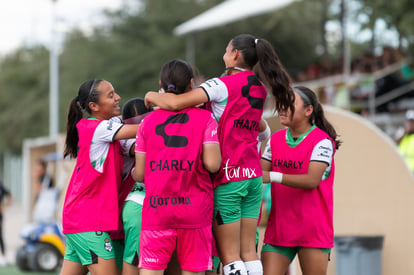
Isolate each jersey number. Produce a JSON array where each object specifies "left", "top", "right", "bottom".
[{"left": 241, "top": 75, "right": 264, "bottom": 109}]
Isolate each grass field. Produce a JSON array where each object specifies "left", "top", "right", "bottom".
[{"left": 0, "top": 263, "right": 59, "bottom": 275}]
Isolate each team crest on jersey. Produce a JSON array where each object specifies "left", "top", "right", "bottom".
[{"left": 104, "top": 238, "right": 113, "bottom": 252}]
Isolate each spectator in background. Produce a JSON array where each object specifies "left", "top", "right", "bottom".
[
  {"left": 401, "top": 60, "right": 414, "bottom": 81},
  {"left": 34, "top": 159, "right": 54, "bottom": 199},
  {"left": 0, "top": 177, "right": 12, "bottom": 266},
  {"left": 398, "top": 110, "right": 414, "bottom": 174}
]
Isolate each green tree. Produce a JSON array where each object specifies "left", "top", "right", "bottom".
[
  {"left": 354, "top": 0, "right": 414, "bottom": 54},
  {"left": 0, "top": 47, "right": 50, "bottom": 153},
  {"left": 1, "top": 0, "right": 411, "bottom": 154}
]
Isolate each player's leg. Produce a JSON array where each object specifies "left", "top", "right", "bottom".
[
  {"left": 261, "top": 244, "right": 296, "bottom": 275},
  {"left": 122, "top": 200, "right": 142, "bottom": 275},
  {"left": 213, "top": 182, "right": 246, "bottom": 275},
  {"left": 297, "top": 247, "right": 329, "bottom": 275},
  {"left": 240, "top": 177, "right": 263, "bottom": 275}
]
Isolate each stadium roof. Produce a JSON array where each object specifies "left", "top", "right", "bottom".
[{"left": 174, "top": 0, "right": 298, "bottom": 36}]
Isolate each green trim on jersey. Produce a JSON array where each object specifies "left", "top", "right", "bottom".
[
  {"left": 217, "top": 98, "right": 227, "bottom": 105},
  {"left": 214, "top": 97, "right": 228, "bottom": 123},
  {"left": 90, "top": 157, "right": 106, "bottom": 169},
  {"left": 324, "top": 169, "right": 331, "bottom": 179},
  {"left": 286, "top": 125, "right": 316, "bottom": 147},
  {"left": 89, "top": 119, "right": 98, "bottom": 168}
]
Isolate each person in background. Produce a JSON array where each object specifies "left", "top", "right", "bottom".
[
  {"left": 60, "top": 79, "right": 138, "bottom": 275},
  {"left": 34, "top": 159, "right": 54, "bottom": 200},
  {"left": 261, "top": 86, "right": 341, "bottom": 275},
  {"left": 398, "top": 109, "right": 414, "bottom": 173},
  {"left": 144, "top": 34, "right": 294, "bottom": 275},
  {"left": 0, "top": 177, "right": 12, "bottom": 266}
]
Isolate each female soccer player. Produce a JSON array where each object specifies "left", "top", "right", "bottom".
[{"left": 261, "top": 86, "right": 341, "bottom": 275}]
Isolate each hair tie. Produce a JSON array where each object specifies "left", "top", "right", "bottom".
[
  {"left": 292, "top": 87, "right": 312, "bottom": 105},
  {"left": 167, "top": 84, "right": 176, "bottom": 90},
  {"left": 255, "top": 38, "right": 259, "bottom": 45}
]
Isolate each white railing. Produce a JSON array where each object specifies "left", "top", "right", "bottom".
[{"left": 294, "top": 60, "right": 414, "bottom": 117}]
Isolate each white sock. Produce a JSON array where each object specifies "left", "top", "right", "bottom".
[
  {"left": 223, "top": 260, "right": 248, "bottom": 275},
  {"left": 244, "top": 260, "right": 263, "bottom": 275}
]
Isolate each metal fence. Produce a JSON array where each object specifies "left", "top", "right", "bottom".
[{"left": 1, "top": 152, "right": 23, "bottom": 203}]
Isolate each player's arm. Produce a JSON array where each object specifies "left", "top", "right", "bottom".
[
  {"left": 268, "top": 139, "right": 333, "bottom": 189},
  {"left": 202, "top": 114, "right": 221, "bottom": 173},
  {"left": 114, "top": 124, "right": 139, "bottom": 140},
  {"left": 132, "top": 153, "right": 146, "bottom": 182},
  {"left": 203, "top": 143, "right": 221, "bottom": 173},
  {"left": 261, "top": 138, "right": 273, "bottom": 184},
  {"left": 270, "top": 162, "right": 327, "bottom": 189},
  {"left": 261, "top": 159, "right": 272, "bottom": 184},
  {"left": 145, "top": 87, "right": 208, "bottom": 111},
  {"left": 258, "top": 118, "right": 271, "bottom": 142}
]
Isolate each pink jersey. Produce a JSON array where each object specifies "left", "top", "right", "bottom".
[
  {"left": 62, "top": 119, "right": 124, "bottom": 234},
  {"left": 214, "top": 71, "right": 266, "bottom": 187},
  {"left": 264, "top": 127, "right": 335, "bottom": 248},
  {"left": 136, "top": 107, "right": 218, "bottom": 230}
]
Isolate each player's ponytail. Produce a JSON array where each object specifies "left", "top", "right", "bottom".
[
  {"left": 230, "top": 34, "right": 295, "bottom": 114},
  {"left": 160, "top": 59, "right": 194, "bottom": 95},
  {"left": 64, "top": 79, "right": 102, "bottom": 158},
  {"left": 255, "top": 38, "right": 295, "bottom": 114}
]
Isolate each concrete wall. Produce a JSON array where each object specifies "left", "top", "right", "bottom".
[{"left": 326, "top": 106, "right": 414, "bottom": 275}]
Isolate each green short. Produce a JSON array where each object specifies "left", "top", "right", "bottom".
[
  {"left": 122, "top": 200, "right": 143, "bottom": 266},
  {"left": 64, "top": 231, "right": 115, "bottom": 265},
  {"left": 261, "top": 243, "right": 331, "bottom": 262},
  {"left": 214, "top": 177, "right": 263, "bottom": 224},
  {"left": 112, "top": 239, "right": 124, "bottom": 270},
  {"left": 206, "top": 255, "right": 221, "bottom": 273}
]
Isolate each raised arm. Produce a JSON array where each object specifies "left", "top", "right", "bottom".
[{"left": 145, "top": 87, "right": 208, "bottom": 111}]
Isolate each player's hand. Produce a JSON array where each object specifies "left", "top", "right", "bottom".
[{"left": 144, "top": 91, "right": 158, "bottom": 108}]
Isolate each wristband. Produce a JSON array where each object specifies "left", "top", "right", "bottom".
[{"left": 269, "top": 171, "right": 283, "bottom": 183}]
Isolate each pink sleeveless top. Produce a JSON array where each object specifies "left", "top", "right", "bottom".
[
  {"left": 136, "top": 107, "right": 218, "bottom": 230},
  {"left": 62, "top": 119, "right": 124, "bottom": 234},
  {"left": 264, "top": 127, "right": 335, "bottom": 248},
  {"left": 214, "top": 71, "right": 266, "bottom": 187}
]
